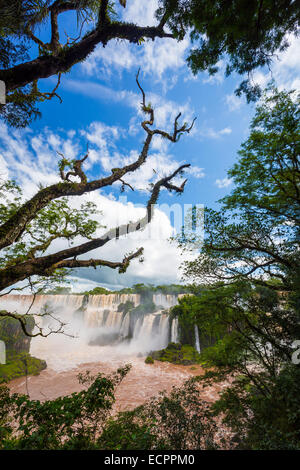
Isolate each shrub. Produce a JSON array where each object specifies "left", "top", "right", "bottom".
[{"left": 145, "top": 356, "right": 154, "bottom": 364}]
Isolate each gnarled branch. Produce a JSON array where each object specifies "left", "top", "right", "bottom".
[
  {"left": 0, "top": 74, "right": 195, "bottom": 251},
  {"left": 0, "top": 4, "right": 174, "bottom": 92},
  {"left": 0, "top": 162, "right": 190, "bottom": 290}
]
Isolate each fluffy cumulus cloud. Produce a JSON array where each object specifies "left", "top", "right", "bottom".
[
  {"left": 62, "top": 78, "right": 195, "bottom": 133},
  {"left": 215, "top": 177, "right": 233, "bottom": 188},
  {"left": 61, "top": 75, "right": 206, "bottom": 188},
  {"left": 0, "top": 124, "right": 63, "bottom": 199},
  {"left": 81, "top": 0, "right": 190, "bottom": 87},
  {"left": 66, "top": 192, "right": 194, "bottom": 290},
  {"left": 225, "top": 93, "right": 243, "bottom": 112},
  {"left": 0, "top": 122, "right": 198, "bottom": 290},
  {"left": 79, "top": 114, "right": 204, "bottom": 192}
]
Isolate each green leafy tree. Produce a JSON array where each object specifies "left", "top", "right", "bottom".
[
  {"left": 84, "top": 286, "right": 111, "bottom": 295},
  {"left": 1, "top": 1, "right": 299, "bottom": 126},
  {"left": 181, "top": 87, "right": 300, "bottom": 291},
  {"left": 178, "top": 87, "right": 300, "bottom": 449},
  {"left": 157, "top": 0, "right": 300, "bottom": 101},
  {"left": 0, "top": 368, "right": 221, "bottom": 450},
  {"left": 98, "top": 376, "right": 219, "bottom": 449},
  {"left": 0, "top": 365, "right": 131, "bottom": 449},
  {"left": 42, "top": 286, "right": 73, "bottom": 294}
]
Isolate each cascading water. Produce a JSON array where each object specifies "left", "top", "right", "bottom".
[
  {"left": 171, "top": 318, "right": 179, "bottom": 343},
  {"left": 1, "top": 293, "right": 181, "bottom": 359},
  {"left": 152, "top": 294, "right": 178, "bottom": 309},
  {"left": 194, "top": 324, "right": 201, "bottom": 353}
]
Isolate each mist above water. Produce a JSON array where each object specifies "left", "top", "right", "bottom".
[{"left": 1, "top": 293, "right": 180, "bottom": 371}]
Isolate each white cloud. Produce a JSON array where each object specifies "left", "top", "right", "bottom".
[
  {"left": 252, "top": 34, "right": 300, "bottom": 92},
  {"left": 225, "top": 93, "right": 243, "bottom": 111},
  {"left": 62, "top": 79, "right": 139, "bottom": 108},
  {"left": 197, "top": 125, "right": 232, "bottom": 140},
  {"left": 80, "top": 0, "right": 190, "bottom": 88},
  {"left": 81, "top": 128, "right": 204, "bottom": 191},
  {"left": 215, "top": 177, "right": 233, "bottom": 188},
  {"left": 63, "top": 77, "right": 195, "bottom": 136},
  {"left": 219, "top": 127, "right": 232, "bottom": 135},
  {"left": 0, "top": 121, "right": 198, "bottom": 289},
  {"left": 0, "top": 124, "right": 61, "bottom": 199},
  {"left": 68, "top": 190, "right": 193, "bottom": 287},
  {"left": 187, "top": 166, "right": 205, "bottom": 179},
  {"left": 122, "top": 0, "right": 159, "bottom": 26},
  {"left": 78, "top": 110, "right": 202, "bottom": 192}
]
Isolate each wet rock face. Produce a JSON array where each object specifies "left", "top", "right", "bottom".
[
  {"left": 0, "top": 316, "right": 34, "bottom": 359},
  {"left": 0, "top": 316, "right": 47, "bottom": 383}
]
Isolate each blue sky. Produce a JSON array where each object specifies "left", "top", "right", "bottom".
[{"left": 1, "top": 0, "right": 299, "bottom": 291}]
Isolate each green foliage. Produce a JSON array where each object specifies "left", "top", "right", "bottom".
[
  {"left": 157, "top": 1, "right": 300, "bottom": 101},
  {"left": 0, "top": 364, "right": 131, "bottom": 450},
  {"left": 41, "top": 286, "right": 72, "bottom": 295},
  {"left": 213, "top": 364, "right": 300, "bottom": 449},
  {"left": 0, "top": 315, "right": 33, "bottom": 355},
  {"left": 150, "top": 342, "right": 202, "bottom": 365},
  {"left": 98, "top": 409, "right": 155, "bottom": 450},
  {"left": 171, "top": 292, "right": 223, "bottom": 348},
  {"left": 1, "top": 85, "right": 42, "bottom": 128},
  {"left": 0, "top": 353, "right": 46, "bottom": 384},
  {"left": 181, "top": 87, "right": 300, "bottom": 289},
  {"left": 0, "top": 0, "right": 117, "bottom": 127},
  {"left": 130, "top": 299, "right": 158, "bottom": 316},
  {"left": 0, "top": 179, "right": 22, "bottom": 224},
  {"left": 0, "top": 385, "right": 13, "bottom": 444},
  {"left": 0, "top": 316, "right": 46, "bottom": 383},
  {"left": 0, "top": 1, "right": 50, "bottom": 36},
  {"left": 99, "top": 377, "right": 218, "bottom": 450},
  {"left": 117, "top": 300, "right": 134, "bottom": 314},
  {"left": 0, "top": 361, "right": 218, "bottom": 450},
  {"left": 145, "top": 355, "right": 154, "bottom": 364},
  {"left": 178, "top": 87, "right": 300, "bottom": 449},
  {"left": 1, "top": 0, "right": 299, "bottom": 126},
  {"left": 84, "top": 286, "right": 111, "bottom": 295},
  {"left": 0, "top": 364, "right": 219, "bottom": 450},
  {"left": 0, "top": 179, "right": 101, "bottom": 290},
  {"left": 82, "top": 283, "right": 192, "bottom": 296},
  {"left": 154, "top": 283, "right": 192, "bottom": 295}
]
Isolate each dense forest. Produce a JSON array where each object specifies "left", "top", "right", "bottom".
[{"left": 0, "top": 0, "right": 299, "bottom": 453}]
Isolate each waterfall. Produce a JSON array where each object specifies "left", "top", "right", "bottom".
[
  {"left": 171, "top": 318, "right": 179, "bottom": 343},
  {"left": 152, "top": 293, "right": 178, "bottom": 309},
  {"left": 85, "top": 294, "right": 140, "bottom": 327},
  {"left": 194, "top": 324, "right": 201, "bottom": 353},
  {"left": 0, "top": 294, "right": 84, "bottom": 317},
  {"left": 1, "top": 293, "right": 181, "bottom": 354}
]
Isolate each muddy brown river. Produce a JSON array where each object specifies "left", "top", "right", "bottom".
[
  {"left": 7, "top": 324, "right": 226, "bottom": 410},
  {"left": 8, "top": 338, "right": 225, "bottom": 410}
]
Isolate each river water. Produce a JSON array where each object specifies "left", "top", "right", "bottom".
[{"left": 5, "top": 294, "right": 225, "bottom": 410}]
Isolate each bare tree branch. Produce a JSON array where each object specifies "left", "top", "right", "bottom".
[
  {"left": 0, "top": 73, "right": 195, "bottom": 252},
  {"left": 0, "top": 308, "right": 68, "bottom": 338},
  {"left": 0, "top": 73, "right": 194, "bottom": 298},
  {"left": 55, "top": 247, "right": 144, "bottom": 273},
  {"left": 0, "top": 162, "right": 190, "bottom": 290},
  {"left": 136, "top": 69, "right": 196, "bottom": 140}
]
